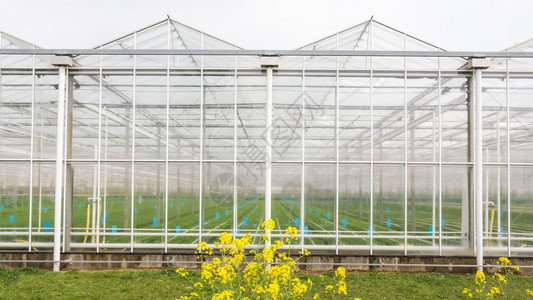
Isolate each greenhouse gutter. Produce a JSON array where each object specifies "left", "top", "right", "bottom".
[{"left": 1, "top": 49, "right": 533, "bottom": 58}]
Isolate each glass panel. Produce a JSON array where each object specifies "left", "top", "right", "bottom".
[
  {"left": 304, "top": 164, "right": 335, "bottom": 245},
  {"left": 339, "top": 165, "right": 370, "bottom": 247},
  {"left": 372, "top": 164, "right": 404, "bottom": 251},
  {"left": 440, "top": 166, "right": 469, "bottom": 252},
  {"left": 373, "top": 73, "right": 405, "bottom": 162},
  {"left": 304, "top": 72, "right": 335, "bottom": 161},
  {"left": 510, "top": 167, "right": 533, "bottom": 250},
  {"left": 339, "top": 74, "right": 371, "bottom": 161},
  {"left": 0, "top": 163, "right": 30, "bottom": 244},
  {"left": 133, "top": 163, "right": 165, "bottom": 245},
  {"left": 238, "top": 163, "right": 264, "bottom": 243}
]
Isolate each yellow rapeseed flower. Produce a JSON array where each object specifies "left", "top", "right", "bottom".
[
  {"left": 493, "top": 272, "right": 507, "bottom": 283},
  {"left": 212, "top": 290, "right": 235, "bottom": 300},
  {"left": 285, "top": 226, "right": 298, "bottom": 239},
  {"left": 261, "top": 219, "right": 276, "bottom": 231},
  {"left": 335, "top": 266, "right": 346, "bottom": 280},
  {"left": 325, "top": 285, "right": 334, "bottom": 294},
  {"left": 474, "top": 270, "right": 486, "bottom": 286},
  {"left": 498, "top": 257, "right": 511, "bottom": 266},
  {"left": 336, "top": 280, "right": 347, "bottom": 295}
]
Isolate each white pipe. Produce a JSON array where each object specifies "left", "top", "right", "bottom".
[
  {"left": 265, "top": 66, "right": 273, "bottom": 247},
  {"left": 53, "top": 66, "right": 67, "bottom": 272},
  {"left": 92, "top": 145, "right": 97, "bottom": 243},
  {"left": 28, "top": 51, "right": 36, "bottom": 250},
  {"left": 474, "top": 68, "right": 484, "bottom": 271},
  {"left": 496, "top": 112, "right": 501, "bottom": 242}
]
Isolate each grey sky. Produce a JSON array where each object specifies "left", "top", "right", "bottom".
[{"left": 0, "top": 0, "right": 532, "bottom": 51}]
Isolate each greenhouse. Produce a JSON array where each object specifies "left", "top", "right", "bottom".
[{"left": 1, "top": 18, "right": 533, "bottom": 270}]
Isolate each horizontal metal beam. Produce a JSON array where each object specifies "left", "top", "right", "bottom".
[{"left": 1, "top": 49, "right": 533, "bottom": 58}]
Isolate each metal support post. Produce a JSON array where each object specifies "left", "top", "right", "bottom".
[
  {"left": 261, "top": 56, "right": 278, "bottom": 247},
  {"left": 51, "top": 56, "right": 72, "bottom": 272},
  {"left": 265, "top": 66, "right": 273, "bottom": 245},
  {"left": 469, "top": 57, "right": 490, "bottom": 271},
  {"left": 475, "top": 68, "right": 484, "bottom": 271}
]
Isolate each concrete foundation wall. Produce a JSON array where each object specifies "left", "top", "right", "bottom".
[{"left": 2, "top": 252, "right": 532, "bottom": 274}]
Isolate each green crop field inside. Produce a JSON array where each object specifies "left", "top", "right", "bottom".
[{"left": 1, "top": 193, "right": 533, "bottom": 248}]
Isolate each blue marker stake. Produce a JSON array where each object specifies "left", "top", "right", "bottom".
[
  {"left": 112, "top": 225, "right": 117, "bottom": 233},
  {"left": 408, "top": 210, "right": 412, "bottom": 216},
  {"left": 181, "top": 202, "right": 185, "bottom": 207},
  {"left": 386, "top": 207, "right": 390, "bottom": 212},
  {"left": 153, "top": 218, "right": 158, "bottom": 226},
  {"left": 43, "top": 207, "right": 47, "bottom": 213},
  {"left": 237, "top": 226, "right": 240, "bottom": 234},
  {"left": 342, "top": 218, "right": 347, "bottom": 227},
  {"left": 44, "top": 221, "right": 50, "bottom": 232},
  {"left": 429, "top": 226, "right": 433, "bottom": 236},
  {"left": 501, "top": 211, "right": 504, "bottom": 217},
  {"left": 0, "top": 205, "right": 3, "bottom": 210},
  {"left": 105, "top": 211, "right": 108, "bottom": 218},
  {"left": 441, "top": 220, "right": 445, "bottom": 228},
  {"left": 316, "top": 210, "right": 320, "bottom": 216},
  {"left": 243, "top": 217, "right": 248, "bottom": 226},
  {"left": 309, "top": 208, "right": 312, "bottom": 213},
  {"left": 327, "top": 213, "right": 331, "bottom": 220},
  {"left": 134, "top": 207, "right": 138, "bottom": 214},
  {"left": 154, "top": 205, "right": 157, "bottom": 211},
  {"left": 304, "top": 226, "right": 309, "bottom": 235},
  {"left": 500, "top": 226, "right": 504, "bottom": 237},
  {"left": 9, "top": 215, "right": 14, "bottom": 224},
  {"left": 170, "top": 204, "right": 173, "bottom": 208},
  {"left": 225, "top": 210, "right": 229, "bottom": 216},
  {"left": 101, "top": 216, "right": 105, "bottom": 226},
  {"left": 176, "top": 226, "right": 181, "bottom": 233},
  {"left": 368, "top": 226, "right": 374, "bottom": 235},
  {"left": 216, "top": 212, "right": 220, "bottom": 220},
  {"left": 387, "top": 219, "right": 392, "bottom": 228},
  {"left": 295, "top": 218, "right": 300, "bottom": 226}
]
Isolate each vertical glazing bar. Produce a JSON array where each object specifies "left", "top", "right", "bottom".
[
  {"left": 300, "top": 57, "right": 306, "bottom": 251},
  {"left": 53, "top": 65, "right": 67, "bottom": 272},
  {"left": 485, "top": 149, "right": 489, "bottom": 233},
  {"left": 199, "top": 33, "right": 204, "bottom": 246},
  {"left": 103, "top": 108, "right": 108, "bottom": 243},
  {"left": 233, "top": 52, "right": 238, "bottom": 238},
  {"left": 164, "top": 19, "right": 170, "bottom": 252},
  {"left": 369, "top": 22, "right": 374, "bottom": 255},
  {"left": 62, "top": 69, "right": 69, "bottom": 253},
  {"left": 474, "top": 68, "right": 484, "bottom": 271},
  {"left": 432, "top": 112, "right": 436, "bottom": 247},
  {"left": 438, "top": 58, "right": 443, "bottom": 255},
  {"left": 131, "top": 32, "right": 137, "bottom": 252},
  {"left": 496, "top": 112, "right": 501, "bottom": 242},
  {"left": 265, "top": 66, "right": 273, "bottom": 247},
  {"left": 403, "top": 33, "right": 408, "bottom": 255},
  {"left": 335, "top": 34, "right": 340, "bottom": 254},
  {"left": 28, "top": 50, "right": 36, "bottom": 250},
  {"left": 505, "top": 58, "right": 511, "bottom": 256},
  {"left": 96, "top": 53, "right": 103, "bottom": 251},
  {"left": 91, "top": 147, "right": 97, "bottom": 243}
]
